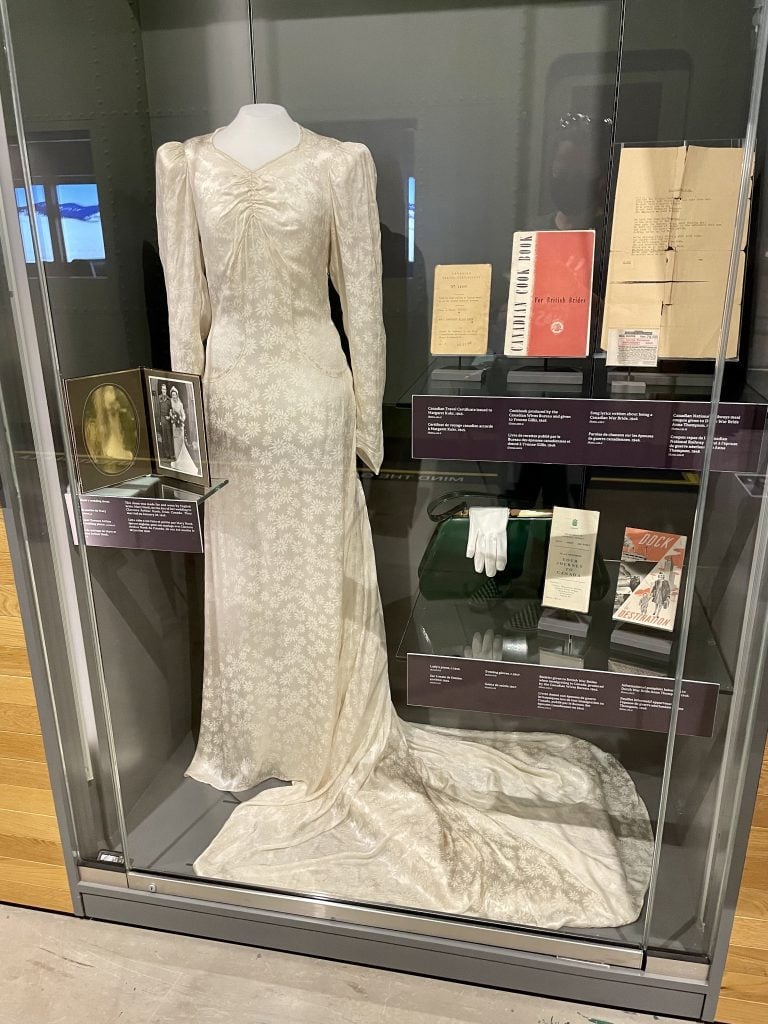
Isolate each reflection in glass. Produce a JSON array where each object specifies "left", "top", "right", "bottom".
[
  {"left": 15, "top": 184, "right": 53, "bottom": 262},
  {"left": 407, "top": 175, "right": 415, "bottom": 264},
  {"left": 55, "top": 182, "right": 105, "bottom": 262}
]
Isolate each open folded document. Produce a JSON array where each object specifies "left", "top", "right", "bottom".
[{"left": 601, "top": 145, "right": 748, "bottom": 362}]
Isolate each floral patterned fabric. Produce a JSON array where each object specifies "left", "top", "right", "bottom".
[{"left": 155, "top": 128, "right": 652, "bottom": 929}]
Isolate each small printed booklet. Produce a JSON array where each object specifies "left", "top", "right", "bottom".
[
  {"left": 504, "top": 229, "right": 595, "bottom": 358},
  {"left": 613, "top": 528, "right": 687, "bottom": 633}
]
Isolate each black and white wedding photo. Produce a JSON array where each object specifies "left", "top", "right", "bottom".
[{"left": 145, "top": 371, "right": 209, "bottom": 487}]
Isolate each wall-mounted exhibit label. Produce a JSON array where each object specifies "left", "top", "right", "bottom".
[
  {"left": 412, "top": 395, "right": 766, "bottom": 472},
  {"left": 542, "top": 506, "right": 600, "bottom": 613},
  {"left": 76, "top": 495, "right": 203, "bottom": 553},
  {"left": 430, "top": 263, "right": 491, "bottom": 355},
  {"left": 407, "top": 653, "right": 717, "bottom": 737}
]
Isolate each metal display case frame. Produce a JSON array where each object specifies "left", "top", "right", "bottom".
[{"left": 0, "top": 2, "right": 767, "bottom": 1019}]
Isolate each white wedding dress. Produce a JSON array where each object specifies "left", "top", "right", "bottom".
[
  {"left": 170, "top": 443, "right": 198, "bottom": 476},
  {"left": 156, "top": 127, "right": 652, "bottom": 929}
]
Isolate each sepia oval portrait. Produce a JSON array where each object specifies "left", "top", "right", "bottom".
[{"left": 82, "top": 383, "right": 139, "bottom": 476}]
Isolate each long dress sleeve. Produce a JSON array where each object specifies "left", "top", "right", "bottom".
[
  {"left": 156, "top": 141, "right": 211, "bottom": 376},
  {"left": 329, "top": 143, "right": 386, "bottom": 474}
]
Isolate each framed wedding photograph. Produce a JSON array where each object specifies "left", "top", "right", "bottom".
[
  {"left": 143, "top": 369, "right": 210, "bottom": 489},
  {"left": 64, "top": 368, "right": 152, "bottom": 493}
]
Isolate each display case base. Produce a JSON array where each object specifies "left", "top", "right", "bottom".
[{"left": 78, "top": 881, "right": 710, "bottom": 1020}]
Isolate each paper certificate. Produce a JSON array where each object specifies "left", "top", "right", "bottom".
[
  {"left": 601, "top": 145, "right": 748, "bottom": 360},
  {"left": 542, "top": 506, "right": 600, "bottom": 614},
  {"left": 430, "top": 264, "right": 492, "bottom": 355}
]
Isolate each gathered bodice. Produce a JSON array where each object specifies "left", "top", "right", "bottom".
[{"left": 192, "top": 132, "right": 333, "bottom": 335}]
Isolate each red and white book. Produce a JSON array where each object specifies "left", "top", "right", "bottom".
[
  {"left": 504, "top": 229, "right": 595, "bottom": 357},
  {"left": 613, "top": 528, "right": 687, "bottom": 633}
]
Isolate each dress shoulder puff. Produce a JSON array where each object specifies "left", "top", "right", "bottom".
[
  {"left": 156, "top": 140, "right": 187, "bottom": 180},
  {"left": 156, "top": 135, "right": 215, "bottom": 178},
  {"left": 328, "top": 138, "right": 377, "bottom": 193},
  {"left": 335, "top": 138, "right": 372, "bottom": 161}
]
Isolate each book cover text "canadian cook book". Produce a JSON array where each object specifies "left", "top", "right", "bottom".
[{"left": 504, "top": 229, "right": 595, "bottom": 358}]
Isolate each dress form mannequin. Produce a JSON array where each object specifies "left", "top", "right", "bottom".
[{"left": 212, "top": 104, "right": 302, "bottom": 171}]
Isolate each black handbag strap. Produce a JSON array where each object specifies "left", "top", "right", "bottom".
[{"left": 427, "top": 492, "right": 500, "bottom": 522}]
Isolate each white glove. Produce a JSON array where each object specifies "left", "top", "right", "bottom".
[
  {"left": 466, "top": 506, "right": 509, "bottom": 577},
  {"left": 463, "top": 629, "right": 503, "bottom": 661}
]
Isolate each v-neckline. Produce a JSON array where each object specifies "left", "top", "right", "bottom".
[{"left": 209, "top": 126, "right": 305, "bottom": 176}]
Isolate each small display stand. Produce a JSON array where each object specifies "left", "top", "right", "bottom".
[
  {"left": 66, "top": 475, "right": 228, "bottom": 554},
  {"left": 607, "top": 369, "right": 714, "bottom": 391},
  {"left": 538, "top": 610, "right": 592, "bottom": 667},
  {"left": 609, "top": 372, "right": 647, "bottom": 394},
  {"left": 538, "top": 609, "right": 591, "bottom": 639},
  {"left": 610, "top": 621, "right": 675, "bottom": 660}
]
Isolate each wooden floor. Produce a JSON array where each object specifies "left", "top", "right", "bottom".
[
  {"left": 717, "top": 742, "right": 768, "bottom": 1023},
  {"left": 0, "top": 513, "right": 71, "bottom": 914}
]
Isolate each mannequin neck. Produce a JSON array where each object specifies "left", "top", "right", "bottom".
[
  {"left": 232, "top": 103, "right": 295, "bottom": 126},
  {"left": 213, "top": 104, "right": 302, "bottom": 171}
]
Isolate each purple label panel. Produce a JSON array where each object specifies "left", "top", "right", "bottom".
[
  {"left": 79, "top": 496, "right": 203, "bottom": 553},
  {"left": 412, "top": 396, "right": 767, "bottom": 472},
  {"left": 407, "top": 654, "right": 718, "bottom": 737}
]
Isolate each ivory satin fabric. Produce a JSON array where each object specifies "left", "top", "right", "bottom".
[{"left": 155, "top": 127, "right": 652, "bottom": 929}]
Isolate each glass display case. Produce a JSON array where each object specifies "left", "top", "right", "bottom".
[{"left": 0, "top": 1, "right": 767, "bottom": 1019}]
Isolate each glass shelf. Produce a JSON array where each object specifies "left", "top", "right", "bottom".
[
  {"left": 395, "top": 355, "right": 768, "bottom": 407},
  {"left": 396, "top": 559, "right": 732, "bottom": 693},
  {"left": 396, "top": 357, "right": 587, "bottom": 406},
  {"left": 83, "top": 475, "right": 228, "bottom": 504},
  {"left": 67, "top": 477, "right": 229, "bottom": 553}
]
